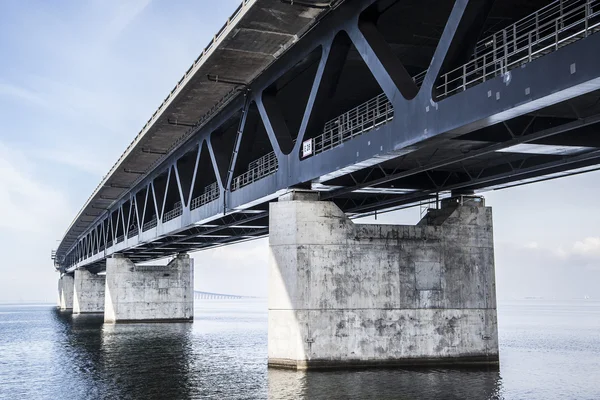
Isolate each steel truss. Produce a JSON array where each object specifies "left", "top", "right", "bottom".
[{"left": 57, "top": 0, "right": 600, "bottom": 272}]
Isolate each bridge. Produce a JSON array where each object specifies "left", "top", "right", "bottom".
[
  {"left": 54, "top": 0, "right": 600, "bottom": 369},
  {"left": 194, "top": 291, "right": 249, "bottom": 300}
]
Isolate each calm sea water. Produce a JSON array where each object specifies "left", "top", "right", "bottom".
[{"left": 0, "top": 300, "right": 599, "bottom": 399}]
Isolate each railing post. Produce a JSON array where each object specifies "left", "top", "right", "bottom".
[
  {"left": 585, "top": 0, "right": 590, "bottom": 37},
  {"left": 483, "top": 53, "right": 486, "bottom": 82},
  {"left": 528, "top": 31, "right": 532, "bottom": 62},
  {"left": 462, "top": 64, "right": 466, "bottom": 91},
  {"left": 492, "top": 34, "right": 497, "bottom": 64},
  {"left": 535, "top": 11, "right": 539, "bottom": 42},
  {"left": 502, "top": 37, "right": 508, "bottom": 73},
  {"left": 555, "top": 19, "right": 559, "bottom": 50},
  {"left": 502, "top": 29, "right": 507, "bottom": 59},
  {"left": 361, "top": 113, "right": 365, "bottom": 134},
  {"left": 444, "top": 72, "right": 448, "bottom": 97},
  {"left": 513, "top": 24, "right": 517, "bottom": 54},
  {"left": 559, "top": 0, "right": 564, "bottom": 29}
]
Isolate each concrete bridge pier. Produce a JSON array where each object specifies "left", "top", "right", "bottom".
[
  {"left": 57, "top": 274, "right": 74, "bottom": 311},
  {"left": 268, "top": 191, "right": 498, "bottom": 369},
  {"left": 73, "top": 269, "right": 105, "bottom": 314},
  {"left": 104, "top": 253, "right": 194, "bottom": 323}
]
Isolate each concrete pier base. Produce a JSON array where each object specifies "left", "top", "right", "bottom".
[
  {"left": 73, "top": 269, "right": 106, "bottom": 314},
  {"left": 104, "top": 253, "right": 194, "bottom": 323},
  {"left": 57, "top": 274, "right": 74, "bottom": 311},
  {"left": 268, "top": 191, "right": 498, "bottom": 369}
]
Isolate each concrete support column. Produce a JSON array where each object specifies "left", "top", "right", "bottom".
[
  {"left": 57, "top": 274, "right": 74, "bottom": 311},
  {"left": 73, "top": 269, "right": 106, "bottom": 314},
  {"left": 104, "top": 253, "right": 194, "bottom": 323},
  {"left": 268, "top": 191, "right": 498, "bottom": 369}
]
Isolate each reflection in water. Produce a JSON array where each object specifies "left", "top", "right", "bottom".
[
  {"left": 268, "top": 367, "right": 502, "bottom": 400},
  {"left": 101, "top": 323, "right": 193, "bottom": 399},
  {"left": 1, "top": 300, "right": 599, "bottom": 399},
  {"left": 50, "top": 309, "right": 109, "bottom": 399},
  {"left": 51, "top": 309, "right": 195, "bottom": 399}
]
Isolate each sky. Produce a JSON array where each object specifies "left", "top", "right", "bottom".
[{"left": 0, "top": 0, "right": 598, "bottom": 303}]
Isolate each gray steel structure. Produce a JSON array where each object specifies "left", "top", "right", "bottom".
[{"left": 54, "top": 0, "right": 600, "bottom": 273}]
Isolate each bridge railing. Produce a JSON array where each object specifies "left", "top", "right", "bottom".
[
  {"left": 437, "top": 0, "right": 600, "bottom": 98},
  {"left": 163, "top": 201, "right": 183, "bottom": 223},
  {"left": 142, "top": 216, "right": 158, "bottom": 232},
  {"left": 301, "top": 0, "right": 600, "bottom": 160},
  {"left": 127, "top": 225, "right": 139, "bottom": 238},
  {"left": 191, "top": 182, "right": 220, "bottom": 210},
  {"left": 231, "top": 151, "right": 279, "bottom": 191},
  {"left": 312, "top": 92, "right": 393, "bottom": 156}
]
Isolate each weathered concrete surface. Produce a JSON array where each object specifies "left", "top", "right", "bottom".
[
  {"left": 104, "top": 253, "right": 193, "bottom": 323},
  {"left": 268, "top": 192, "right": 498, "bottom": 369},
  {"left": 73, "top": 269, "right": 106, "bottom": 314},
  {"left": 57, "top": 274, "right": 74, "bottom": 311}
]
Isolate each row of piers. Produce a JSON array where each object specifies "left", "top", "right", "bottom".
[
  {"left": 57, "top": 253, "right": 193, "bottom": 323},
  {"left": 58, "top": 191, "right": 499, "bottom": 369}
]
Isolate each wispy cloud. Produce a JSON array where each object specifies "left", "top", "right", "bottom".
[
  {"left": 104, "top": 0, "right": 151, "bottom": 43},
  {"left": 496, "top": 240, "right": 600, "bottom": 299},
  {"left": 0, "top": 0, "right": 248, "bottom": 302},
  {"left": 0, "top": 82, "right": 49, "bottom": 109},
  {"left": 32, "top": 146, "right": 109, "bottom": 176},
  {"left": 516, "top": 238, "right": 600, "bottom": 271},
  {"left": 0, "top": 141, "right": 71, "bottom": 234},
  {"left": 571, "top": 237, "right": 600, "bottom": 258},
  {"left": 208, "top": 242, "right": 268, "bottom": 264}
]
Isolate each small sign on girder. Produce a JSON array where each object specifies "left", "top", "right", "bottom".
[{"left": 302, "top": 139, "right": 313, "bottom": 158}]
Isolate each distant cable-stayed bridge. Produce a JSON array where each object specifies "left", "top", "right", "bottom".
[{"left": 194, "top": 291, "right": 258, "bottom": 300}]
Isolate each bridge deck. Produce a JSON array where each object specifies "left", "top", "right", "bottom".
[{"left": 55, "top": 0, "right": 334, "bottom": 264}]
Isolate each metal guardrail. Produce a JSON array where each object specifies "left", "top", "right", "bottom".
[
  {"left": 313, "top": 92, "right": 393, "bottom": 156},
  {"left": 142, "top": 217, "right": 158, "bottom": 232},
  {"left": 163, "top": 201, "right": 183, "bottom": 223},
  {"left": 191, "top": 182, "right": 220, "bottom": 210},
  {"left": 231, "top": 151, "right": 279, "bottom": 191},
  {"left": 116, "top": 235, "right": 124, "bottom": 244},
  {"left": 437, "top": 0, "right": 600, "bottom": 98},
  {"left": 302, "top": 0, "right": 600, "bottom": 159},
  {"left": 127, "top": 225, "right": 139, "bottom": 238}
]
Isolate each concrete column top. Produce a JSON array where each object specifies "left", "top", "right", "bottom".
[{"left": 278, "top": 190, "right": 319, "bottom": 202}]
